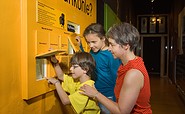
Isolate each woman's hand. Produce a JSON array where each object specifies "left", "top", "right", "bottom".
[{"left": 80, "top": 84, "right": 99, "bottom": 99}]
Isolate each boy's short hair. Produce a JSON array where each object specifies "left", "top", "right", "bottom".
[{"left": 70, "top": 52, "right": 96, "bottom": 81}]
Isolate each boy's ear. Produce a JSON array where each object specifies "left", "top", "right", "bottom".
[
  {"left": 83, "top": 67, "right": 89, "bottom": 74},
  {"left": 83, "top": 70, "right": 87, "bottom": 74}
]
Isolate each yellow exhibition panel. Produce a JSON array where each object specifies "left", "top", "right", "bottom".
[{"left": 21, "top": 0, "right": 96, "bottom": 100}]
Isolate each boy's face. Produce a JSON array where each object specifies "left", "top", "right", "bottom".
[
  {"left": 70, "top": 65, "right": 85, "bottom": 79},
  {"left": 85, "top": 33, "right": 104, "bottom": 52}
]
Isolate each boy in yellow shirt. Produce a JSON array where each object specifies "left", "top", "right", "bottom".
[{"left": 46, "top": 52, "right": 100, "bottom": 114}]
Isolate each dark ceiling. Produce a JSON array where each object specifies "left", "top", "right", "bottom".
[
  {"left": 105, "top": 0, "right": 173, "bottom": 15},
  {"left": 132, "top": 0, "right": 173, "bottom": 14},
  {"left": 98, "top": 0, "right": 173, "bottom": 25}
]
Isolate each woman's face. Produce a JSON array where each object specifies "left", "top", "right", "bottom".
[
  {"left": 108, "top": 38, "right": 124, "bottom": 59},
  {"left": 85, "top": 34, "right": 104, "bottom": 52}
]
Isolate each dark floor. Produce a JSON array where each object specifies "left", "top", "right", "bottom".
[{"left": 150, "top": 75, "right": 185, "bottom": 114}]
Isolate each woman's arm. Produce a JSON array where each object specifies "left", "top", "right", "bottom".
[
  {"left": 117, "top": 69, "right": 144, "bottom": 113},
  {"left": 80, "top": 69, "right": 144, "bottom": 114},
  {"left": 80, "top": 84, "right": 121, "bottom": 113}
]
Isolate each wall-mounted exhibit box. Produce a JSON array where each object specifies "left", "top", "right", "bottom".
[{"left": 21, "top": 0, "right": 96, "bottom": 100}]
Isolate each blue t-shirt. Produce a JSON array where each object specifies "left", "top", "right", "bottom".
[
  {"left": 90, "top": 50, "right": 121, "bottom": 101},
  {"left": 80, "top": 45, "right": 121, "bottom": 101}
]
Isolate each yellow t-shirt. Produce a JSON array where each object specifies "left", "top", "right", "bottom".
[{"left": 62, "top": 74, "right": 100, "bottom": 114}]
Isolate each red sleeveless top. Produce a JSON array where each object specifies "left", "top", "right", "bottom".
[{"left": 114, "top": 57, "right": 152, "bottom": 114}]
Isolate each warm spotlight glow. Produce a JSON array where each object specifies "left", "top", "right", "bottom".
[
  {"left": 157, "top": 18, "right": 161, "bottom": 23},
  {"left": 151, "top": 0, "right": 155, "bottom": 2},
  {"left": 150, "top": 17, "right": 156, "bottom": 24}
]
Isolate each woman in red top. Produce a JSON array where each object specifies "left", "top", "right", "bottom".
[{"left": 80, "top": 22, "right": 152, "bottom": 114}]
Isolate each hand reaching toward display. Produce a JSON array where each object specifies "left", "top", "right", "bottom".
[
  {"left": 46, "top": 77, "right": 60, "bottom": 85},
  {"left": 75, "top": 36, "right": 82, "bottom": 46},
  {"left": 50, "top": 55, "right": 58, "bottom": 64}
]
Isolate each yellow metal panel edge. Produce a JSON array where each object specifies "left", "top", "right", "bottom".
[
  {"left": 22, "top": 0, "right": 97, "bottom": 100},
  {"left": 21, "top": 0, "right": 28, "bottom": 99}
]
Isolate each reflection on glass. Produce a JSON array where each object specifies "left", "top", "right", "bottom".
[{"left": 36, "top": 58, "right": 47, "bottom": 80}]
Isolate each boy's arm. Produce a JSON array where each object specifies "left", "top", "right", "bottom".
[
  {"left": 55, "top": 81, "right": 70, "bottom": 105},
  {"left": 46, "top": 77, "right": 70, "bottom": 105},
  {"left": 50, "top": 56, "right": 64, "bottom": 81}
]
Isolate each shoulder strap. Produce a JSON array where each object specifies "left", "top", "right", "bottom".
[{"left": 81, "top": 98, "right": 89, "bottom": 114}]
